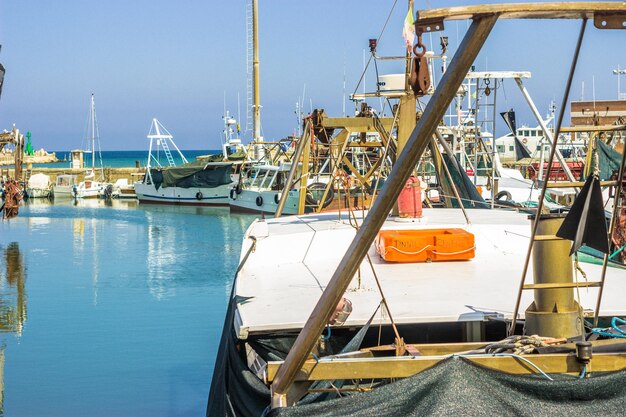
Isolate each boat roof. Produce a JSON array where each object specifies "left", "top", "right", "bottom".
[{"left": 233, "top": 208, "right": 626, "bottom": 338}]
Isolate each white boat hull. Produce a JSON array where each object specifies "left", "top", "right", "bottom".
[
  {"left": 75, "top": 181, "right": 105, "bottom": 199},
  {"left": 229, "top": 189, "right": 300, "bottom": 215},
  {"left": 134, "top": 182, "right": 234, "bottom": 206},
  {"left": 52, "top": 185, "right": 74, "bottom": 198},
  {"left": 26, "top": 187, "right": 51, "bottom": 198}
]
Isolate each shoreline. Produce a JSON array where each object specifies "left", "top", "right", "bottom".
[{"left": 1, "top": 166, "right": 145, "bottom": 184}]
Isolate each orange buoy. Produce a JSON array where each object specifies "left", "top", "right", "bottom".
[
  {"left": 397, "top": 176, "right": 423, "bottom": 218},
  {"left": 375, "top": 228, "right": 475, "bottom": 263}
]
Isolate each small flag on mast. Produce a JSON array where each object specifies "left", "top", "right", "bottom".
[{"left": 402, "top": 3, "right": 415, "bottom": 50}]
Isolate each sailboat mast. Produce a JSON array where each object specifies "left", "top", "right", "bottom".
[
  {"left": 91, "top": 93, "right": 95, "bottom": 172},
  {"left": 252, "top": 0, "right": 263, "bottom": 160}
]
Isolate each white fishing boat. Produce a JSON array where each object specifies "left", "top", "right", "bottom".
[
  {"left": 75, "top": 94, "right": 108, "bottom": 199},
  {"left": 51, "top": 174, "right": 77, "bottom": 198},
  {"left": 134, "top": 118, "right": 237, "bottom": 206},
  {"left": 26, "top": 173, "right": 52, "bottom": 198},
  {"left": 208, "top": 3, "right": 626, "bottom": 415}
]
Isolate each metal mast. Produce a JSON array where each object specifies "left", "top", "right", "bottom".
[
  {"left": 252, "top": 0, "right": 263, "bottom": 160},
  {"left": 91, "top": 94, "right": 95, "bottom": 174}
]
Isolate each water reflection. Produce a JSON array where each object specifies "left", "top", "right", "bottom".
[
  {"left": 0, "top": 243, "right": 26, "bottom": 416},
  {"left": 0, "top": 243, "right": 27, "bottom": 335}
]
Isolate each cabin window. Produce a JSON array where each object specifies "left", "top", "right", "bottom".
[
  {"left": 509, "top": 146, "right": 514, "bottom": 152},
  {"left": 497, "top": 145, "right": 504, "bottom": 152},
  {"left": 530, "top": 130, "right": 536, "bottom": 137}
]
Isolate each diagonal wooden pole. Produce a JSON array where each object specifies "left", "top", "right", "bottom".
[{"left": 270, "top": 14, "right": 499, "bottom": 408}]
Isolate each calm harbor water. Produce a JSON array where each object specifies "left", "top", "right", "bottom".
[{"left": 0, "top": 199, "right": 257, "bottom": 416}]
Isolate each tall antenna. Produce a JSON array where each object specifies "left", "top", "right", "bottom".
[
  {"left": 245, "top": 0, "right": 254, "bottom": 136},
  {"left": 342, "top": 49, "right": 346, "bottom": 116}
]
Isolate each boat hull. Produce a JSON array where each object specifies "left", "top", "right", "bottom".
[
  {"left": 26, "top": 188, "right": 51, "bottom": 198},
  {"left": 52, "top": 186, "right": 74, "bottom": 198},
  {"left": 229, "top": 189, "right": 300, "bottom": 214},
  {"left": 134, "top": 182, "right": 233, "bottom": 206}
]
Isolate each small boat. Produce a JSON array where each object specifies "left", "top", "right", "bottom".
[
  {"left": 52, "top": 174, "right": 77, "bottom": 198},
  {"left": 75, "top": 94, "right": 108, "bottom": 199},
  {"left": 134, "top": 118, "right": 237, "bottom": 206},
  {"left": 26, "top": 173, "right": 52, "bottom": 198}
]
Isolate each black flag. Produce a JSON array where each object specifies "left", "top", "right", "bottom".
[
  {"left": 556, "top": 176, "right": 609, "bottom": 255},
  {"left": 501, "top": 109, "right": 531, "bottom": 160},
  {"left": 500, "top": 109, "right": 517, "bottom": 134},
  {"left": 514, "top": 137, "right": 531, "bottom": 160},
  {"left": 0, "top": 63, "right": 5, "bottom": 100}
]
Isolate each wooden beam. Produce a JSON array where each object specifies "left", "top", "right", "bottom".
[
  {"left": 416, "top": 3, "right": 626, "bottom": 31},
  {"left": 545, "top": 180, "right": 618, "bottom": 188},
  {"left": 560, "top": 125, "right": 626, "bottom": 133},
  {"left": 267, "top": 353, "right": 626, "bottom": 382},
  {"left": 320, "top": 117, "right": 395, "bottom": 132}
]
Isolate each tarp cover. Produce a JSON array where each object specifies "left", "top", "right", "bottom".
[
  {"left": 582, "top": 139, "right": 623, "bottom": 181},
  {"left": 442, "top": 153, "right": 489, "bottom": 209},
  {"left": 268, "top": 356, "right": 626, "bottom": 417},
  {"left": 149, "top": 160, "right": 232, "bottom": 190},
  {"left": 207, "top": 295, "right": 270, "bottom": 417},
  {"left": 27, "top": 173, "right": 50, "bottom": 188}
]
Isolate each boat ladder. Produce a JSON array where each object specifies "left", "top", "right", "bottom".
[{"left": 159, "top": 137, "right": 176, "bottom": 167}]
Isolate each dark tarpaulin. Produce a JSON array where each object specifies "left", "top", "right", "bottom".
[
  {"left": 149, "top": 161, "right": 232, "bottom": 190},
  {"left": 442, "top": 154, "right": 489, "bottom": 209},
  {"left": 206, "top": 295, "right": 271, "bottom": 417},
  {"left": 582, "top": 139, "right": 623, "bottom": 181},
  {"left": 269, "top": 356, "right": 626, "bottom": 417}
]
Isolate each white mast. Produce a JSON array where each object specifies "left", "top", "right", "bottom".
[
  {"left": 91, "top": 94, "right": 95, "bottom": 174},
  {"left": 251, "top": 0, "right": 264, "bottom": 161}
]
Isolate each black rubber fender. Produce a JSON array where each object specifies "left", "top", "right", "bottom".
[
  {"left": 196, "top": 191, "right": 203, "bottom": 200},
  {"left": 494, "top": 190, "right": 512, "bottom": 201},
  {"left": 256, "top": 195, "right": 263, "bottom": 207}
]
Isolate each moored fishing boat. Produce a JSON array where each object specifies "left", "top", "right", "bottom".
[
  {"left": 208, "top": 3, "right": 626, "bottom": 415},
  {"left": 135, "top": 118, "right": 238, "bottom": 206}
]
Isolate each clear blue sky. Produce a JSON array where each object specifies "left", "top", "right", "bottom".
[{"left": 0, "top": 1, "right": 624, "bottom": 151}]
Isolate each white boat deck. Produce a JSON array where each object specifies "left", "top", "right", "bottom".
[{"left": 233, "top": 208, "right": 626, "bottom": 339}]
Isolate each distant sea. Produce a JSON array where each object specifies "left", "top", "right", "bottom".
[{"left": 37, "top": 149, "right": 221, "bottom": 169}]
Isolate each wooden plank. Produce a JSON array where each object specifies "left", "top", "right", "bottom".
[
  {"left": 320, "top": 117, "right": 395, "bottom": 132},
  {"left": 546, "top": 181, "right": 618, "bottom": 188},
  {"left": 416, "top": 3, "right": 626, "bottom": 29},
  {"left": 267, "top": 352, "right": 626, "bottom": 382},
  {"left": 560, "top": 125, "right": 626, "bottom": 133}
]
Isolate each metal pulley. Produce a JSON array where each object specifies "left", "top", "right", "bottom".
[
  {"left": 409, "top": 34, "right": 431, "bottom": 96},
  {"left": 484, "top": 78, "right": 491, "bottom": 96}
]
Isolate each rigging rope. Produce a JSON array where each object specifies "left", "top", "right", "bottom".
[{"left": 352, "top": 0, "right": 400, "bottom": 97}]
